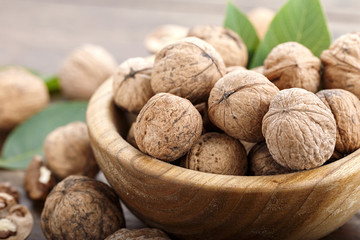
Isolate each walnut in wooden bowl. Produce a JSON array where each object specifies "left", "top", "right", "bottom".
[{"left": 87, "top": 78, "right": 360, "bottom": 240}]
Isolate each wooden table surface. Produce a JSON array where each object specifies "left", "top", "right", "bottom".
[{"left": 1, "top": 0, "right": 360, "bottom": 239}]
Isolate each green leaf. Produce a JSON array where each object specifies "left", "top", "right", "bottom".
[
  {"left": 43, "top": 75, "right": 60, "bottom": 93},
  {"left": 0, "top": 101, "right": 88, "bottom": 169},
  {"left": 223, "top": 1, "right": 259, "bottom": 61},
  {"left": 249, "top": 0, "right": 331, "bottom": 68}
]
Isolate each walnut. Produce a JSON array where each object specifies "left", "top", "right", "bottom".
[
  {"left": 113, "top": 57, "right": 154, "bottom": 113},
  {"left": 263, "top": 42, "right": 321, "bottom": 92},
  {"left": 182, "top": 132, "right": 247, "bottom": 175},
  {"left": 225, "top": 66, "right": 246, "bottom": 74},
  {"left": 43, "top": 121, "right": 99, "bottom": 179},
  {"left": 144, "top": 24, "right": 189, "bottom": 53},
  {"left": 208, "top": 69, "right": 279, "bottom": 142},
  {"left": 0, "top": 193, "right": 33, "bottom": 240},
  {"left": 24, "top": 155, "right": 56, "bottom": 200},
  {"left": 262, "top": 88, "right": 336, "bottom": 170},
  {"left": 41, "top": 176, "right": 125, "bottom": 240},
  {"left": 194, "top": 102, "right": 221, "bottom": 133},
  {"left": 126, "top": 122, "right": 138, "bottom": 149},
  {"left": 151, "top": 37, "right": 226, "bottom": 104},
  {"left": 250, "top": 65, "right": 264, "bottom": 75},
  {"left": 0, "top": 66, "right": 49, "bottom": 131},
  {"left": 316, "top": 89, "right": 360, "bottom": 154},
  {"left": 59, "top": 44, "right": 117, "bottom": 100},
  {"left": 248, "top": 142, "right": 293, "bottom": 176},
  {"left": 0, "top": 183, "right": 19, "bottom": 203},
  {"left": 247, "top": 8, "right": 275, "bottom": 40},
  {"left": 321, "top": 32, "right": 360, "bottom": 99},
  {"left": 188, "top": 25, "right": 248, "bottom": 67},
  {"left": 134, "top": 93, "right": 202, "bottom": 162},
  {"left": 105, "top": 228, "right": 170, "bottom": 240}
]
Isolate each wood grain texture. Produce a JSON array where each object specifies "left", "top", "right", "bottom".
[{"left": 87, "top": 78, "right": 360, "bottom": 240}]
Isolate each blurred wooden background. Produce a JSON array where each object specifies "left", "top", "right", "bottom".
[{"left": 0, "top": 0, "right": 360, "bottom": 239}]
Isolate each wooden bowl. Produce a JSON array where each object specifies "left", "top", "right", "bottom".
[{"left": 87, "top": 79, "right": 360, "bottom": 240}]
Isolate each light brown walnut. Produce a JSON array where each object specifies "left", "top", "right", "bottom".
[
  {"left": 113, "top": 57, "right": 154, "bottom": 113},
  {"left": 105, "top": 228, "right": 170, "bottom": 240},
  {"left": 0, "top": 66, "right": 49, "bottom": 131},
  {"left": 41, "top": 176, "right": 125, "bottom": 240},
  {"left": 316, "top": 89, "right": 360, "bottom": 154},
  {"left": 182, "top": 132, "right": 247, "bottom": 175},
  {"left": 151, "top": 37, "right": 226, "bottom": 104},
  {"left": 126, "top": 122, "right": 138, "bottom": 149},
  {"left": 321, "top": 32, "right": 360, "bottom": 99},
  {"left": 208, "top": 69, "right": 279, "bottom": 142},
  {"left": 134, "top": 93, "right": 202, "bottom": 162},
  {"left": 264, "top": 42, "right": 321, "bottom": 92},
  {"left": 43, "top": 121, "right": 99, "bottom": 179},
  {"left": 225, "top": 66, "right": 246, "bottom": 74},
  {"left": 144, "top": 24, "right": 189, "bottom": 54},
  {"left": 188, "top": 25, "right": 248, "bottom": 67},
  {"left": 59, "top": 44, "right": 117, "bottom": 100},
  {"left": 248, "top": 142, "right": 293, "bottom": 176},
  {"left": 262, "top": 88, "right": 336, "bottom": 170}
]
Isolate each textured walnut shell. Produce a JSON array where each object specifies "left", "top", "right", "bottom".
[
  {"left": 0, "top": 193, "right": 33, "bottom": 240},
  {"left": 105, "top": 228, "right": 170, "bottom": 240},
  {"left": 247, "top": 8, "right": 275, "bottom": 40},
  {"left": 321, "top": 32, "right": 360, "bottom": 99},
  {"left": 182, "top": 132, "right": 247, "bottom": 175},
  {"left": 24, "top": 155, "right": 56, "bottom": 200},
  {"left": 316, "top": 89, "right": 360, "bottom": 154},
  {"left": 41, "top": 176, "right": 125, "bottom": 240},
  {"left": 126, "top": 122, "right": 138, "bottom": 149},
  {"left": 113, "top": 57, "right": 154, "bottom": 113},
  {"left": 44, "top": 121, "right": 99, "bottom": 179},
  {"left": 144, "top": 24, "right": 189, "bottom": 53},
  {"left": 151, "top": 37, "right": 226, "bottom": 104},
  {"left": 208, "top": 70, "right": 279, "bottom": 142},
  {"left": 59, "top": 44, "right": 117, "bottom": 100},
  {"left": 262, "top": 88, "right": 336, "bottom": 170},
  {"left": 134, "top": 93, "right": 202, "bottom": 162},
  {"left": 248, "top": 142, "right": 293, "bottom": 176},
  {"left": 263, "top": 42, "right": 321, "bottom": 92},
  {"left": 250, "top": 65, "right": 264, "bottom": 75},
  {"left": 0, "top": 66, "right": 49, "bottom": 130},
  {"left": 188, "top": 25, "right": 248, "bottom": 67},
  {"left": 225, "top": 66, "right": 246, "bottom": 74}
]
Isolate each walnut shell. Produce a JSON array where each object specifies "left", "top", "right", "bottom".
[
  {"left": 59, "top": 44, "right": 117, "bottom": 100},
  {"left": 316, "top": 89, "right": 360, "bottom": 154},
  {"left": 113, "top": 57, "right": 154, "bottom": 113},
  {"left": 105, "top": 228, "right": 170, "bottom": 240},
  {"left": 247, "top": 8, "right": 275, "bottom": 40},
  {"left": 182, "top": 132, "right": 247, "bottom": 175},
  {"left": 321, "top": 32, "right": 360, "bottom": 99},
  {"left": 248, "top": 142, "right": 293, "bottom": 176},
  {"left": 188, "top": 25, "right": 248, "bottom": 67},
  {"left": 263, "top": 42, "right": 321, "bottom": 92},
  {"left": 144, "top": 24, "right": 189, "bottom": 53},
  {"left": 43, "top": 121, "right": 99, "bottom": 179},
  {"left": 262, "top": 88, "right": 336, "bottom": 170},
  {"left": 24, "top": 155, "right": 56, "bottom": 200},
  {"left": 0, "top": 193, "right": 33, "bottom": 240},
  {"left": 126, "top": 122, "right": 138, "bottom": 149},
  {"left": 134, "top": 93, "right": 202, "bottom": 162},
  {"left": 225, "top": 66, "right": 246, "bottom": 74},
  {"left": 0, "top": 66, "right": 49, "bottom": 130},
  {"left": 41, "top": 176, "right": 125, "bottom": 240},
  {"left": 208, "top": 69, "right": 279, "bottom": 142},
  {"left": 151, "top": 37, "right": 226, "bottom": 104}
]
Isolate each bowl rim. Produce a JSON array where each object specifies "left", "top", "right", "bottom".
[{"left": 87, "top": 78, "right": 360, "bottom": 193}]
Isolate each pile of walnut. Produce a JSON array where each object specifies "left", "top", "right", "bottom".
[{"left": 115, "top": 27, "right": 360, "bottom": 176}]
